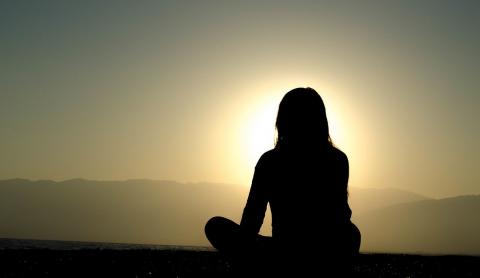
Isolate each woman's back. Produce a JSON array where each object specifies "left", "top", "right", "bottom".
[{"left": 249, "top": 145, "right": 351, "bottom": 247}]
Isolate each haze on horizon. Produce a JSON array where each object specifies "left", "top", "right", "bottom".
[
  {"left": 2, "top": 179, "right": 480, "bottom": 255},
  {"left": 1, "top": 1, "right": 479, "bottom": 198}
]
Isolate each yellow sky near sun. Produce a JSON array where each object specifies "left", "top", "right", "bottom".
[{"left": 206, "top": 79, "right": 371, "bottom": 189}]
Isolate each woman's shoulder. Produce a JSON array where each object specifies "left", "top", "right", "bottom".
[
  {"left": 328, "top": 146, "right": 349, "bottom": 168},
  {"left": 256, "top": 146, "right": 348, "bottom": 166},
  {"left": 257, "top": 148, "right": 278, "bottom": 162},
  {"left": 330, "top": 146, "right": 348, "bottom": 160},
  {"left": 254, "top": 149, "right": 280, "bottom": 168}
]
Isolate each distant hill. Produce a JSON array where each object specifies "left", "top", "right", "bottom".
[
  {"left": 0, "top": 179, "right": 251, "bottom": 246},
  {"left": 1, "top": 179, "right": 478, "bottom": 255},
  {"left": 356, "top": 195, "right": 480, "bottom": 255},
  {"left": 349, "top": 186, "right": 430, "bottom": 215}
]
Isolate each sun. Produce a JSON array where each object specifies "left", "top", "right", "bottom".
[
  {"left": 239, "top": 92, "right": 347, "bottom": 169},
  {"left": 230, "top": 87, "right": 351, "bottom": 186},
  {"left": 242, "top": 98, "right": 279, "bottom": 168}
]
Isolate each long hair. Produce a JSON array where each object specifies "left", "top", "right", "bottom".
[{"left": 275, "top": 87, "right": 333, "bottom": 149}]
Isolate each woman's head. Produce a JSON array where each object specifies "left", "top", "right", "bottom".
[{"left": 275, "top": 87, "right": 332, "bottom": 148}]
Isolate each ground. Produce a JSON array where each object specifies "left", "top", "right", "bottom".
[{"left": 0, "top": 249, "right": 479, "bottom": 277}]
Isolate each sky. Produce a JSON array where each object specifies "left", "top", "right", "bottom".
[{"left": 1, "top": 1, "right": 479, "bottom": 198}]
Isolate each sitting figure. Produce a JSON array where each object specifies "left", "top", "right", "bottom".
[{"left": 205, "top": 87, "right": 361, "bottom": 275}]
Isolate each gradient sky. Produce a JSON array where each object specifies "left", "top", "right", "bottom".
[{"left": 1, "top": 1, "right": 479, "bottom": 198}]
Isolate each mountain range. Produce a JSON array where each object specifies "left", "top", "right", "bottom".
[{"left": 0, "top": 179, "right": 478, "bottom": 255}]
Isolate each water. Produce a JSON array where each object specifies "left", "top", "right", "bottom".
[{"left": 0, "top": 238, "right": 213, "bottom": 251}]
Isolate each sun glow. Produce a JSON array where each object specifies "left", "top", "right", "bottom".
[
  {"left": 238, "top": 90, "right": 349, "bottom": 166},
  {"left": 230, "top": 85, "right": 354, "bottom": 186},
  {"left": 241, "top": 96, "right": 279, "bottom": 169},
  {"left": 327, "top": 108, "right": 346, "bottom": 149}
]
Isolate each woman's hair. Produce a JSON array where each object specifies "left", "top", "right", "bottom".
[{"left": 275, "top": 87, "right": 333, "bottom": 148}]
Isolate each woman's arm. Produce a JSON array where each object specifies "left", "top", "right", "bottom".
[
  {"left": 338, "top": 150, "right": 352, "bottom": 222},
  {"left": 240, "top": 154, "right": 269, "bottom": 235},
  {"left": 329, "top": 148, "right": 352, "bottom": 226}
]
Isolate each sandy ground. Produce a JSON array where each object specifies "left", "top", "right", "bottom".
[{"left": 0, "top": 248, "right": 479, "bottom": 277}]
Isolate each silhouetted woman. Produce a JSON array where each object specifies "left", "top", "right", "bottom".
[{"left": 205, "top": 87, "right": 361, "bottom": 274}]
